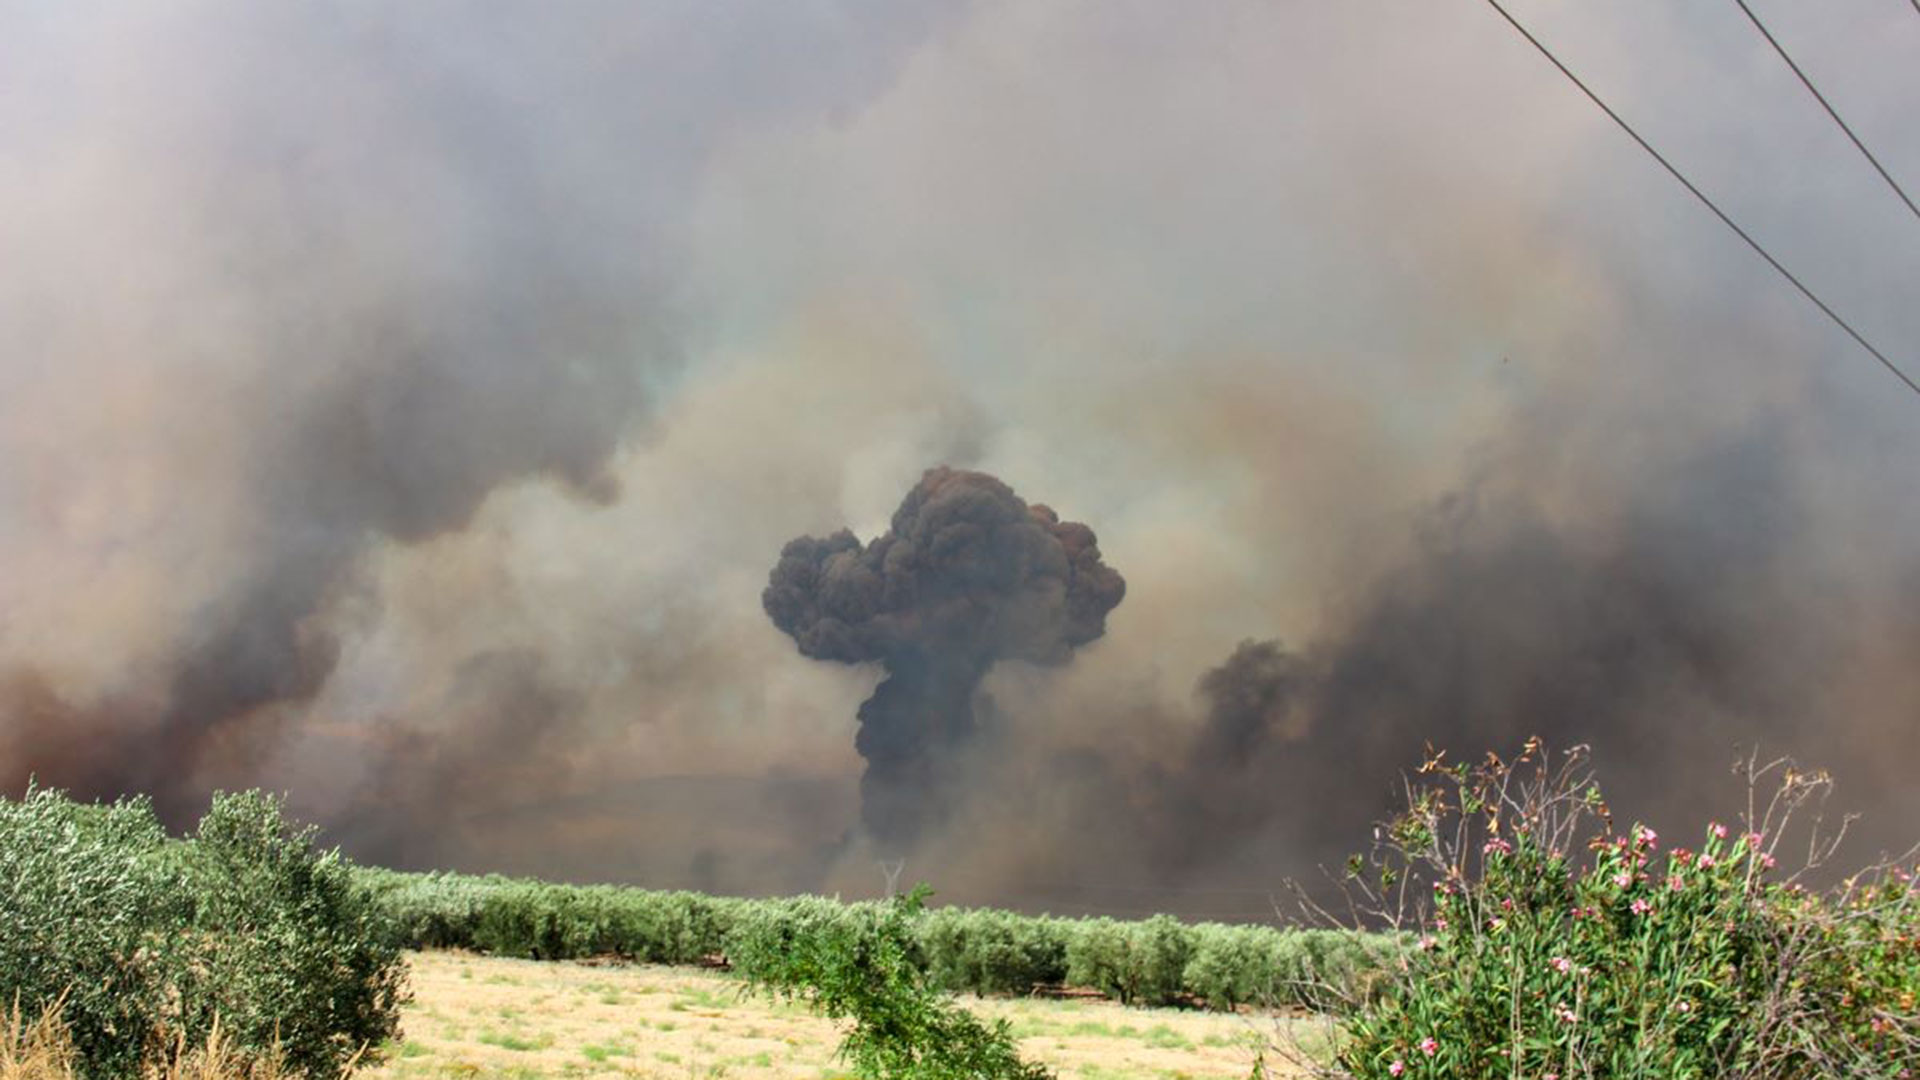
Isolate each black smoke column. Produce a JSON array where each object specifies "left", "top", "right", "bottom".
[{"left": 764, "top": 467, "right": 1126, "bottom": 852}]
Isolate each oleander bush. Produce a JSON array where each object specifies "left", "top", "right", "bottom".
[{"left": 1306, "top": 742, "right": 1920, "bottom": 1080}]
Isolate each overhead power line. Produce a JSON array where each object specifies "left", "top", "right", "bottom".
[
  {"left": 1733, "top": 0, "right": 1920, "bottom": 225},
  {"left": 1480, "top": 0, "right": 1920, "bottom": 399}
]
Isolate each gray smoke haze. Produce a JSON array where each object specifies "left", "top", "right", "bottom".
[
  {"left": 3, "top": 0, "right": 1918, "bottom": 913},
  {"left": 0, "top": 1, "right": 964, "bottom": 825},
  {"left": 764, "top": 467, "right": 1124, "bottom": 851},
  {"left": 904, "top": 408, "right": 1919, "bottom": 916},
  {"left": 1145, "top": 418, "right": 1855, "bottom": 877}
]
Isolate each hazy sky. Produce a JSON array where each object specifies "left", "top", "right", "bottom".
[{"left": 3, "top": 1, "right": 1917, "bottom": 911}]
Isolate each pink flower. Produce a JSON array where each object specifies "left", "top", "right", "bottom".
[
  {"left": 1433, "top": 917, "right": 1448, "bottom": 932},
  {"left": 1699, "top": 854, "right": 1716, "bottom": 869},
  {"left": 1745, "top": 832, "right": 1764, "bottom": 849},
  {"left": 1544, "top": 1074, "right": 1559, "bottom": 1080},
  {"left": 1418, "top": 1036, "right": 1438, "bottom": 1057},
  {"left": 1635, "top": 825, "right": 1659, "bottom": 849},
  {"left": 1630, "top": 898, "right": 1652, "bottom": 915},
  {"left": 1550, "top": 956, "right": 1572, "bottom": 974},
  {"left": 1673, "top": 849, "right": 1694, "bottom": 866},
  {"left": 1488, "top": 916, "right": 1506, "bottom": 932},
  {"left": 1484, "top": 837, "right": 1513, "bottom": 855},
  {"left": 1676, "top": 1000, "right": 1692, "bottom": 1014},
  {"left": 1417, "top": 935, "right": 1438, "bottom": 951},
  {"left": 1710, "top": 823, "right": 1729, "bottom": 840},
  {"left": 1388, "top": 1061, "right": 1405, "bottom": 1077},
  {"left": 1557, "top": 1005, "right": 1578, "bottom": 1024},
  {"left": 1667, "top": 875, "right": 1684, "bottom": 891},
  {"left": 1613, "top": 870, "right": 1634, "bottom": 888},
  {"left": 1759, "top": 853, "right": 1777, "bottom": 870}
]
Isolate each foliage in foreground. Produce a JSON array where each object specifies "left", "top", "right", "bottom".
[
  {"left": 733, "top": 887, "right": 1052, "bottom": 1080},
  {"left": 356, "top": 865, "right": 1391, "bottom": 1010},
  {"left": 1301, "top": 742, "right": 1920, "bottom": 1080},
  {"left": 0, "top": 788, "right": 407, "bottom": 1080}
]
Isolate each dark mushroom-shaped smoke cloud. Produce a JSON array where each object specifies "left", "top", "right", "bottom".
[{"left": 764, "top": 467, "right": 1125, "bottom": 852}]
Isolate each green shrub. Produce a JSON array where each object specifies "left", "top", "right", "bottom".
[
  {"left": 742, "top": 888, "right": 1051, "bottom": 1080},
  {"left": 1327, "top": 744, "right": 1920, "bottom": 1080},
  {"left": 0, "top": 788, "right": 176, "bottom": 1077},
  {"left": 0, "top": 787, "right": 408, "bottom": 1079},
  {"left": 725, "top": 895, "right": 863, "bottom": 983},
  {"left": 171, "top": 791, "right": 410, "bottom": 1078}
]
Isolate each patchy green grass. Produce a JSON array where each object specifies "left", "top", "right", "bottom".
[
  {"left": 476, "top": 1028, "right": 552, "bottom": 1052},
  {"left": 362, "top": 951, "right": 1308, "bottom": 1079}
]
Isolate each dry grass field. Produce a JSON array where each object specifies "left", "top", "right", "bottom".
[{"left": 363, "top": 952, "right": 1316, "bottom": 1080}]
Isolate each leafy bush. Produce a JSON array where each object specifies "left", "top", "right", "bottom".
[
  {"left": 724, "top": 895, "right": 865, "bottom": 983},
  {"left": 1317, "top": 743, "right": 1920, "bottom": 1080},
  {"left": 0, "top": 787, "right": 408, "bottom": 1079},
  {"left": 0, "top": 788, "right": 176, "bottom": 1077},
  {"left": 171, "top": 792, "right": 409, "bottom": 1078},
  {"left": 741, "top": 888, "right": 1052, "bottom": 1080}
]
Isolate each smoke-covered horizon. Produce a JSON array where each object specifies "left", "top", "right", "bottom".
[{"left": 4, "top": 1, "right": 1918, "bottom": 915}]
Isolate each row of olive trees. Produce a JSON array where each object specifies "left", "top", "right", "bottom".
[{"left": 355, "top": 865, "right": 1395, "bottom": 1010}]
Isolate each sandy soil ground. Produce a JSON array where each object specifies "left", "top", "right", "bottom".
[{"left": 360, "top": 950, "right": 1320, "bottom": 1080}]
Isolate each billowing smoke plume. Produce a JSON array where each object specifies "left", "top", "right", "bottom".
[
  {"left": 1181, "top": 425, "right": 1849, "bottom": 873},
  {"left": 0, "top": 2, "right": 963, "bottom": 824},
  {"left": 764, "top": 467, "right": 1124, "bottom": 851},
  {"left": 932, "top": 416, "right": 1919, "bottom": 913},
  {"left": 2, "top": 1, "right": 1916, "bottom": 912}
]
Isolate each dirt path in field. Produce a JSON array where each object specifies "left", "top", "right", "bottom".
[{"left": 361, "top": 950, "right": 1319, "bottom": 1080}]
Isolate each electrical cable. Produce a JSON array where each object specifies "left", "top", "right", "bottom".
[
  {"left": 1482, "top": 0, "right": 1920, "bottom": 398},
  {"left": 1733, "top": 0, "right": 1920, "bottom": 225}
]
